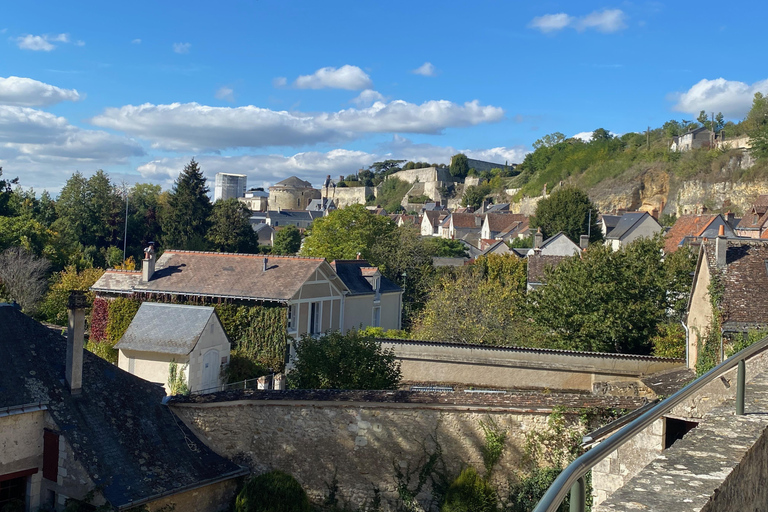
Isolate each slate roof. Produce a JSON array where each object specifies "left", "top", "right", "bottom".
[
  {"left": 92, "top": 250, "right": 334, "bottom": 302},
  {"left": 485, "top": 203, "right": 510, "bottom": 212},
  {"left": 702, "top": 239, "right": 768, "bottom": 330},
  {"left": 115, "top": 303, "right": 220, "bottom": 355},
  {"left": 272, "top": 176, "right": 313, "bottom": 188},
  {"left": 0, "top": 306, "right": 246, "bottom": 508},
  {"left": 266, "top": 209, "right": 321, "bottom": 223},
  {"left": 91, "top": 270, "right": 141, "bottom": 295},
  {"left": 330, "top": 260, "right": 401, "bottom": 296},
  {"left": 664, "top": 214, "right": 718, "bottom": 253},
  {"left": 605, "top": 212, "right": 651, "bottom": 240},
  {"left": 600, "top": 215, "right": 621, "bottom": 236},
  {"left": 527, "top": 254, "right": 570, "bottom": 286}
]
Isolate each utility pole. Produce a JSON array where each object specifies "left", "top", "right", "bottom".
[{"left": 122, "top": 182, "right": 129, "bottom": 263}]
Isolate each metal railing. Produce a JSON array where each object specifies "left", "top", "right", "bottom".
[
  {"left": 190, "top": 377, "right": 263, "bottom": 395},
  {"left": 532, "top": 334, "right": 768, "bottom": 512}
]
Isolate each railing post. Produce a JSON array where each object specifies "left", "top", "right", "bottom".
[
  {"left": 569, "top": 476, "right": 585, "bottom": 512},
  {"left": 736, "top": 359, "right": 746, "bottom": 415}
]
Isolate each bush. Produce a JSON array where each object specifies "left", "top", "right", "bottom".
[
  {"left": 651, "top": 322, "right": 686, "bottom": 359},
  {"left": 441, "top": 467, "right": 496, "bottom": 512},
  {"left": 506, "top": 467, "right": 569, "bottom": 512},
  {"left": 235, "top": 471, "right": 310, "bottom": 512}
]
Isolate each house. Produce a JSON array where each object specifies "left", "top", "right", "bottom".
[
  {"left": 115, "top": 303, "right": 231, "bottom": 394},
  {"left": 0, "top": 301, "right": 246, "bottom": 511},
  {"left": 671, "top": 127, "right": 714, "bottom": 152},
  {"left": 480, "top": 213, "right": 528, "bottom": 240},
  {"left": 735, "top": 195, "right": 768, "bottom": 239},
  {"left": 238, "top": 188, "right": 269, "bottom": 212},
  {"left": 252, "top": 222, "right": 274, "bottom": 245},
  {"left": 685, "top": 236, "right": 768, "bottom": 369},
  {"left": 306, "top": 198, "right": 336, "bottom": 213},
  {"left": 526, "top": 230, "right": 582, "bottom": 257},
  {"left": 600, "top": 214, "right": 621, "bottom": 238},
  {"left": 445, "top": 213, "right": 482, "bottom": 242},
  {"left": 265, "top": 209, "right": 322, "bottom": 229},
  {"left": 604, "top": 212, "right": 663, "bottom": 251},
  {"left": 421, "top": 210, "right": 447, "bottom": 236},
  {"left": 330, "top": 259, "right": 403, "bottom": 332},
  {"left": 664, "top": 214, "right": 739, "bottom": 253},
  {"left": 527, "top": 254, "right": 572, "bottom": 291}
]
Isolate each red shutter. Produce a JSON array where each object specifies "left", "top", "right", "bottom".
[{"left": 42, "top": 430, "right": 59, "bottom": 482}]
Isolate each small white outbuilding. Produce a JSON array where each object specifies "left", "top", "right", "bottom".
[{"left": 115, "top": 302, "right": 230, "bottom": 394}]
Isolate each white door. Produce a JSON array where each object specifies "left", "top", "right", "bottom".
[{"left": 201, "top": 349, "right": 220, "bottom": 392}]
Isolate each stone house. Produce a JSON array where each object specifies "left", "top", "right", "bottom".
[
  {"left": 670, "top": 127, "right": 714, "bottom": 152},
  {"left": 238, "top": 188, "right": 269, "bottom": 212},
  {"left": 685, "top": 236, "right": 768, "bottom": 369},
  {"left": 735, "top": 194, "right": 768, "bottom": 239},
  {"left": 604, "top": 212, "right": 663, "bottom": 251},
  {"left": 115, "top": 303, "right": 231, "bottom": 394},
  {"left": 0, "top": 302, "right": 246, "bottom": 512},
  {"left": 330, "top": 259, "right": 403, "bottom": 332},
  {"left": 664, "top": 214, "right": 738, "bottom": 254}
]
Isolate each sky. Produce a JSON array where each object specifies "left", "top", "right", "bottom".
[{"left": 2, "top": 0, "right": 767, "bottom": 195}]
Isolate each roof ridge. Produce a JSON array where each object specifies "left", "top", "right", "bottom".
[{"left": 166, "top": 250, "right": 326, "bottom": 261}]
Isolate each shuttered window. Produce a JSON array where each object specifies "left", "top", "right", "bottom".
[{"left": 43, "top": 430, "right": 59, "bottom": 482}]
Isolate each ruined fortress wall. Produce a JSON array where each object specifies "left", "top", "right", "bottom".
[
  {"left": 325, "top": 186, "right": 373, "bottom": 208},
  {"left": 388, "top": 167, "right": 452, "bottom": 185}
]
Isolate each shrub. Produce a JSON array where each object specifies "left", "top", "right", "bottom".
[
  {"left": 235, "top": 471, "right": 310, "bottom": 512},
  {"left": 440, "top": 467, "right": 496, "bottom": 512}
]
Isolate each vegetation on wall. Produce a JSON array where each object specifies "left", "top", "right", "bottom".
[
  {"left": 235, "top": 470, "right": 310, "bottom": 512},
  {"left": 167, "top": 361, "right": 190, "bottom": 396},
  {"left": 38, "top": 266, "right": 104, "bottom": 325},
  {"left": 375, "top": 177, "right": 411, "bottom": 212}
]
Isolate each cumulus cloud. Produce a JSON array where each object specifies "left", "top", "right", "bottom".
[
  {"left": 570, "top": 131, "right": 594, "bottom": 142},
  {"left": 293, "top": 65, "right": 373, "bottom": 90},
  {"left": 89, "top": 99, "right": 505, "bottom": 152},
  {"left": 15, "top": 33, "right": 78, "bottom": 51},
  {"left": 529, "top": 9, "right": 626, "bottom": 33},
  {"left": 215, "top": 86, "right": 235, "bottom": 102},
  {"left": 412, "top": 62, "right": 437, "bottom": 77},
  {"left": 671, "top": 77, "right": 768, "bottom": 118},
  {"left": 0, "top": 76, "right": 81, "bottom": 107},
  {"left": 386, "top": 135, "right": 528, "bottom": 167},
  {"left": 350, "top": 89, "right": 385, "bottom": 107},
  {"left": 173, "top": 42, "right": 191, "bottom": 54}
]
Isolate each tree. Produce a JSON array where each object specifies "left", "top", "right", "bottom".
[
  {"left": 38, "top": 265, "right": 105, "bottom": 325},
  {"left": 533, "top": 132, "right": 566, "bottom": 150},
  {"left": 530, "top": 186, "right": 602, "bottom": 243},
  {"left": 207, "top": 198, "right": 259, "bottom": 253},
  {"left": 0, "top": 247, "right": 50, "bottom": 314},
  {"left": 288, "top": 330, "right": 401, "bottom": 390},
  {"left": 423, "top": 237, "right": 469, "bottom": 258},
  {"left": 450, "top": 153, "right": 470, "bottom": 178},
  {"left": 0, "top": 167, "right": 19, "bottom": 216},
  {"left": 272, "top": 225, "right": 301, "bottom": 255},
  {"left": 461, "top": 183, "right": 491, "bottom": 209},
  {"left": 591, "top": 128, "right": 612, "bottom": 142},
  {"left": 300, "top": 204, "right": 396, "bottom": 261},
  {"left": 161, "top": 159, "right": 212, "bottom": 250},
  {"left": 748, "top": 93, "right": 768, "bottom": 159}
]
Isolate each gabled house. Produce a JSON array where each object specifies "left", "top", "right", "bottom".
[
  {"left": 685, "top": 237, "right": 768, "bottom": 369},
  {"left": 330, "top": 259, "right": 403, "bottom": 332},
  {"left": 252, "top": 222, "right": 274, "bottom": 245},
  {"left": 266, "top": 209, "right": 322, "bottom": 229},
  {"left": 735, "top": 194, "right": 768, "bottom": 239},
  {"left": 306, "top": 198, "right": 336, "bottom": 213},
  {"left": 604, "top": 212, "right": 663, "bottom": 251},
  {"left": 420, "top": 211, "right": 447, "bottom": 236},
  {"left": 526, "top": 231, "right": 582, "bottom": 257},
  {"left": 0, "top": 303, "right": 246, "bottom": 511},
  {"left": 671, "top": 127, "right": 714, "bottom": 152},
  {"left": 664, "top": 214, "right": 738, "bottom": 253},
  {"left": 480, "top": 213, "right": 528, "bottom": 241},
  {"left": 599, "top": 215, "right": 621, "bottom": 238},
  {"left": 445, "top": 213, "right": 482, "bottom": 241},
  {"left": 115, "top": 303, "right": 231, "bottom": 394}
]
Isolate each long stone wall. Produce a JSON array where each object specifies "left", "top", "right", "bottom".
[{"left": 171, "top": 390, "right": 644, "bottom": 510}]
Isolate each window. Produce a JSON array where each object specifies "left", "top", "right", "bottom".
[
  {"left": 0, "top": 476, "right": 27, "bottom": 510},
  {"left": 309, "top": 302, "right": 322, "bottom": 335},
  {"left": 287, "top": 304, "right": 296, "bottom": 330},
  {"left": 372, "top": 307, "right": 381, "bottom": 328},
  {"left": 43, "top": 430, "right": 59, "bottom": 482}
]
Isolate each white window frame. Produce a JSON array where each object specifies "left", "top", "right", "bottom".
[{"left": 372, "top": 306, "right": 381, "bottom": 328}]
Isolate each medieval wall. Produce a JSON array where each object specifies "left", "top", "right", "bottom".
[{"left": 323, "top": 186, "right": 374, "bottom": 208}]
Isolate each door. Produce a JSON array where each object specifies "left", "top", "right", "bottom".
[{"left": 201, "top": 349, "right": 220, "bottom": 393}]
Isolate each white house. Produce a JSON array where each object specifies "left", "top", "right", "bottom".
[
  {"left": 604, "top": 212, "right": 663, "bottom": 251},
  {"left": 115, "top": 303, "right": 231, "bottom": 394}
]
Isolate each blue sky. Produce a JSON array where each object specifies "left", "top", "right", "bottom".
[{"left": 2, "top": 0, "right": 767, "bottom": 194}]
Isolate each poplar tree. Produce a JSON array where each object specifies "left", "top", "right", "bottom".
[{"left": 161, "top": 159, "right": 212, "bottom": 250}]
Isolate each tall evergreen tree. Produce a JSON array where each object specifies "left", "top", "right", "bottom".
[
  {"left": 0, "top": 167, "right": 19, "bottom": 216},
  {"left": 161, "top": 159, "right": 212, "bottom": 250}
]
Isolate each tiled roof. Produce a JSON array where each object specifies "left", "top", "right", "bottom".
[
  {"left": 115, "top": 303, "right": 219, "bottom": 355},
  {"left": 330, "top": 260, "right": 401, "bottom": 296},
  {"left": 93, "top": 250, "right": 331, "bottom": 302},
  {"left": 423, "top": 210, "right": 443, "bottom": 225},
  {"left": 527, "top": 254, "right": 570, "bottom": 285},
  {"left": 664, "top": 214, "right": 717, "bottom": 253},
  {"left": 738, "top": 210, "right": 768, "bottom": 231},
  {"left": 485, "top": 213, "right": 528, "bottom": 233},
  {"left": 702, "top": 239, "right": 768, "bottom": 329},
  {"left": 754, "top": 194, "right": 768, "bottom": 213},
  {"left": 0, "top": 306, "right": 245, "bottom": 508},
  {"left": 91, "top": 270, "right": 141, "bottom": 294},
  {"left": 451, "top": 212, "right": 482, "bottom": 229}
]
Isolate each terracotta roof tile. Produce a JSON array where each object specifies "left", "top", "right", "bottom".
[
  {"left": 485, "top": 213, "right": 528, "bottom": 233},
  {"left": 451, "top": 213, "right": 482, "bottom": 229},
  {"left": 664, "top": 214, "right": 717, "bottom": 253}
]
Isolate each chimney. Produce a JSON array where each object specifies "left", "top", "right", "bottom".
[
  {"left": 263, "top": 257, "right": 268, "bottom": 272},
  {"left": 725, "top": 211, "right": 735, "bottom": 226},
  {"left": 716, "top": 224, "right": 727, "bottom": 268},
  {"left": 66, "top": 291, "right": 87, "bottom": 394},
  {"left": 580, "top": 235, "right": 589, "bottom": 250},
  {"left": 651, "top": 208, "right": 659, "bottom": 220},
  {"left": 142, "top": 242, "right": 156, "bottom": 282},
  {"left": 273, "top": 373, "right": 285, "bottom": 390},
  {"left": 356, "top": 252, "right": 361, "bottom": 260},
  {"left": 534, "top": 228, "right": 543, "bottom": 249}
]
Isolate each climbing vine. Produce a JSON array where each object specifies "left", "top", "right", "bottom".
[{"left": 696, "top": 272, "right": 725, "bottom": 375}]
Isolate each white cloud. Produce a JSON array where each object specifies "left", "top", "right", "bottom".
[
  {"left": 132, "top": 38, "right": 142, "bottom": 44},
  {"left": 89, "top": 99, "right": 505, "bottom": 152},
  {"left": 215, "top": 86, "right": 235, "bottom": 102},
  {"left": 412, "top": 62, "right": 437, "bottom": 77},
  {"left": 529, "top": 13, "right": 574, "bottom": 33},
  {"left": 571, "top": 131, "right": 594, "bottom": 142},
  {"left": 272, "top": 77, "right": 287, "bottom": 88},
  {"left": 0, "top": 76, "right": 81, "bottom": 107},
  {"left": 293, "top": 65, "right": 373, "bottom": 90},
  {"left": 173, "top": 42, "right": 191, "bottom": 54},
  {"left": 15, "top": 33, "right": 79, "bottom": 51},
  {"left": 350, "top": 89, "right": 385, "bottom": 107},
  {"left": 529, "top": 9, "right": 627, "bottom": 33},
  {"left": 671, "top": 78, "right": 768, "bottom": 118},
  {"left": 386, "top": 135, "right": 528, "bottom": 167}
]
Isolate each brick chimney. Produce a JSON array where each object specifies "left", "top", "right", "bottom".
[
  {"left": 66, "top": 291, "right": 87, "bottom": 394},
  {"left": 142, "top": 242, "right": 156, "bottom": 282},
  {"left": 534, "top": 228, "right": 543, "bottom": 250},
  {"left": 725, "top": 211, "right": 735, "bottom": 227},
  {"left": 715, "top": 224, "right": 727, "bottom": 268}
]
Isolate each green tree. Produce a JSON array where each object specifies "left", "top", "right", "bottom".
[
  {"left": 461, "top": 183, "right": 491, "bottom": 209},
  {"left": 530, "top": 186, "right": 602, "bottom": 243},
  {"left": 423, "top": 237, "right": 469, "bottom": 258},
  {"left": 126, "top": 183, "right": 162, "bottom": 259},
  {"left": 272, "top": 225, "right": 301, "bottom": 255},
  {"left": 300, "top": 204, "right": 395, "bottom": 261},
  {"left": 288, "top": 330, "right": 401, "bottom": 390},
  {"left": 591, "top": 128, "right": 612, "bottom": 142},
  {"left": 161, "top": 159, "right": 212, "bottom": 250},
  {"left": 207, "top": 198, "right": 259, "bottom": 253},
  {"left": 38, "top": 266, "right": 105, "bottom": 325},
  {"left": 450, "top": 153, "right": 470, "bottom": 178},
  {"left": 52, "top": 172, "right": 90, "bottom": 248},
  {"left": 533, "top": 132, "right": 566, "bottom": 150},
  {"left": 0, "top": 167, "right": 19, "bottom": 216}
]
